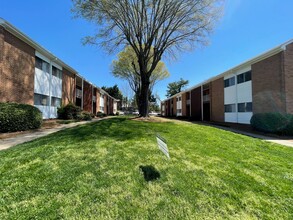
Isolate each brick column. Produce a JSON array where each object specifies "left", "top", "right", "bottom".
[
  {"left": 284, "top": 43, "right": 293, "bottom": 114},
  {"left": 0, "top": 29, "right": 35, "bottom": 105},
  {"left": 211, "top": 78, "right": 224, "bottom": 122},
  {"left": 251, "top": 52, "right": 286, "bottom": 114}
]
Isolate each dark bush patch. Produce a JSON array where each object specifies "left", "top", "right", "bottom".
[
  {"left": 0, "top": 102, "right": 42, "bottom": 132},
  {"left": 97, "top": 111, "right": 107, "bottom": 118},
  {"left": 250, "top": 113, "right": 293, "bottom": 135},
  {"left": 58, "top": 103, "right": 93, "bottom": 121},
  {"left": 77, "top": 111, "right": 92, "bottom": 121},
  {"left": 57, "top": 103, "right": 82, "bottom": 120}
]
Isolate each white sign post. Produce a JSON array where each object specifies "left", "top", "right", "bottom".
[{"left": 156, "top": 134, "right": 170, "bottom": 159}]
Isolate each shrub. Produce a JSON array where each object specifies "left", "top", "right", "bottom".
[
  {"left": 116, "top": 112, "right": 120, "bottom": 116},
  {"left": 250, "top": 113, "right": 293, "bottom": 135},
  {"left": 96, "top": 111, "right": 104, "bottom": 118},
  {"left": 77, "top": 111, "right": 92, "bottom": 121},
  {"left": 0, "top": 102, "right": 42, "bottom": 132},
  {"left": 58, "top": 103, "right": 81, "bottom": 120}
]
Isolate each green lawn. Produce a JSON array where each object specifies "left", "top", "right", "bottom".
[{"left": 0, "top": 117, "right": 292, "bottom": 219}]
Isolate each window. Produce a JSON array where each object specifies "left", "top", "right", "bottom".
[
  {"left": 238, "top": 102, "right": 252, "bottom": 112},
  {"left": 42, "top": 61, "right": 50, "bottom": 73},
  {"left": 35, "top": 57, "right": 42, "bottom": 70},
  {"left": 237, "top": 71, "right": 251, "bottom": 84},
  {"left": 76, "top": 89, "right": 82, "bottom": 98},
  {"left": 51, "top": 97, "right": 61, "bottom": 107},
  {"left": 203, "top": 84, "right": 209, "bottom": 90},
  {"left": 177, "top": 109, "right": 182, "bottom": 114},
  {"left": 224, "top": 77, "right": 235, "bottom": 88},
  {"left": 35, "top": 56, "right": 50, "bottom": 73},
  {"left": 34, "top": 93, "right": 49, "bottom": 106},
  {"left": 52, "top": 66, "right": 62, "bottom": 79},
  {"left": 224, "top": 104, "right": 236, "bottom": 113}
]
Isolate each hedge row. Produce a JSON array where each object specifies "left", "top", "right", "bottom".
[
  {"left": 0, "top": 102, "right": 43, "bottom": 132},
  {"left": 250, "top": 112, "right": 293, "bottom": 135},
  {"left": 57, "top": 103, "right": 94, "bottom": 121}
]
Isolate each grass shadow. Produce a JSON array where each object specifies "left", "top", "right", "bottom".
[{"left": 139, "top": 165, "right": 160, "bottom": 182}]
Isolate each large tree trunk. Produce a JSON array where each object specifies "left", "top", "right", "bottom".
[{"left": 138, "top": 73, "right": 150, "bottom": 117}]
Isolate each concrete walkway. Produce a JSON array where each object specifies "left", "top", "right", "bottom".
[
  {"left": 210, "top": 124, "right": 293, "bottom": 148},
  {"left": 0, "top": 117, "right": 112, "bottom": 151}
]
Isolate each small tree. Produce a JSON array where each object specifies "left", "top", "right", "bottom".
[
  {"left": 112, "top": 46, "right": 169, "bottom": 112},
  {"left": 101, "top": 85, "right": 123, "bottom": 100},
  {"left": 101, "top": 84, "right": 123, "bottom": 110},
  {"left": 72, "top": 0, "right": 223, "bottom": 117},
  {"left": 166, "top": 78, "right": 189, "bottom": 97}
]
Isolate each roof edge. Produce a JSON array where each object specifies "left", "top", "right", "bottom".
[
  {"left": 162, "top": 39, "right": 293, "bottom": 102},
  {"left": 0, "top": 18, "right": 119, "bottom": 102}
]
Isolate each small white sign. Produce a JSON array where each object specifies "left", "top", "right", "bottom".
[{"left": 156, "top": 135, "right": 170, "bottom": 159}]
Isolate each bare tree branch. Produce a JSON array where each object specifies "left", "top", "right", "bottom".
[{"left": 72, "top": 0, "right": 223, "bottom": 116}]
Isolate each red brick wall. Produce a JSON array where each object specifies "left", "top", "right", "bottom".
[
  {"left": 96, "top": 91, "right": 100, "bottom": 112},
  {"left": 191, "top": 87, "right": 202, "bottom": 120},
  {"left": 284, "top": 42, "right": 293, "bottom": 114},
  {"left": 211, "top": 77, "right": 224, "bottom": 122},
  {"left": 167, "top": 99, "right": 171, "bottom": 116},
  {"left": 164, "top": 100, "right": 168, "bottom": 116},
  {"left": 109, "top": 98, "right": 113, "bottom": 115},
  {"left": 0, "top": 28, "right": 35, "bottom": 105},
  {"left": 0, "top": 27, "right": 4, "bottom": 73},
  {"left": 173, "top": 97, "right": 177, "bottom": 116},
  {"left": 252, "top": 52, "right": 286, "bottom": 113},
  {"left": 92, "top": 88, "right": 97, "bottom": 114},
  {"left": 164, "top": 101, "right": 168, "bottom": 116},
  {"left": 181, "top": 93, "right": 187, "bottom": 116},
  {"left": 62, "top": 68, "right": 76, "bottom": 106},
  {"left": 104, "top": 95, "right": 108, "bottom": 114},
  {"left": 83, "top": 81, "right": 92, "bottom": 112}
]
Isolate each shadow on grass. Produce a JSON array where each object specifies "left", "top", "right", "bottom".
[{"left": 139, "top": 165, "right": 160, "bottom": 182}]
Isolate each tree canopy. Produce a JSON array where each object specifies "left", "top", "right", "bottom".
[
  {"left": 72, "top": 0, "right": 223, "bottom": 116},
  {"left": 101, "top": 85, "right": 123, "bottom": 101},
  {"left": 112, "top": 46, "right": 169, "bottom": 103},
  {"left": 166, "top": 78, "right": 189, "bottom": 97}
]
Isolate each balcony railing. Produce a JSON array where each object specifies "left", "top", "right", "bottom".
[
  {"left": 76, "top": 89, "right": 82, "bottom": 98},
  {"left": 203, "top": 95, "right": 210, "bottom": 102}
]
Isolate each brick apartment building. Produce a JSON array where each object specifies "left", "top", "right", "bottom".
[
  {"left": 161, "top": 39, "right": 293, "bottom": 124},
  {"left": 0, "top": 18, "right": 118, "bottom": 119}
]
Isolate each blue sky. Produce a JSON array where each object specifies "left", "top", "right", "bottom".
[{"left": 1, "top": 0, "right": 293, "bottom": 100}]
